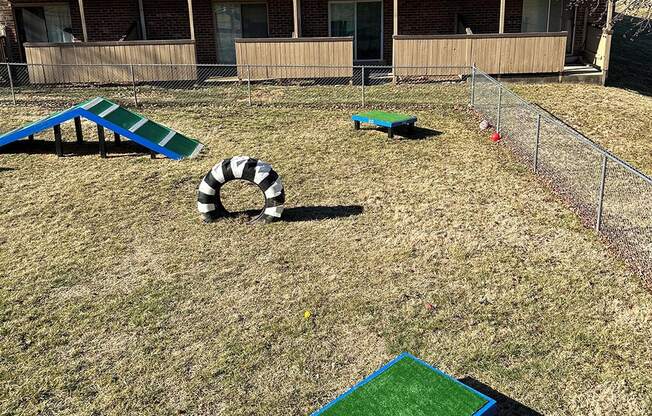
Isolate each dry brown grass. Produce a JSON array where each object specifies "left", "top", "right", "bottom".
[
  {"left": 509, "top": 83, "right": 652, "bottom": 176},
  {"left": 1, "top": 94, "right": 652, "bottom": 415}
]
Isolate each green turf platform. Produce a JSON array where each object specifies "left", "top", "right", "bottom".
[
  {"left": 352, "top": 111, "right": 417, "bottom": 138},
  {"left": 313, "top": 353, "right": 496, "bottom": 416}
]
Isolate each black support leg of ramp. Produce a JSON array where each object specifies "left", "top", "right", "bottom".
[
  {"left": 114, "top": 132, "right": 121, "bottom": 145},
  {"left": 97, "top": 125, "right": 107, "bottom": 158},
  {"left": 28, "top": 134, "right": 34, "bottom": 141},
  {"left": 150, "top": 150, "right": 156, "bottom": 159},
  {"left": 54, "top": 124, "right": 63, "bottom": 157},
  {"left": 74, "top": 117, "right": 83, "bottom": 143}
]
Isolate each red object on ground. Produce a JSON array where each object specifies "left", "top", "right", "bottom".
[{"left": 491, "top": 132, "right": 501, "bottom": 142}]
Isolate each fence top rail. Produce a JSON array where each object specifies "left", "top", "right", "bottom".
[
  {"left": 6, "top": 62, "right": 473, "bottom": 70},
  {"left": 474, "top": 67, "right": 652, "bottom": 186},
  {"left": 235, "top": 36, "right": 353, "bottom": 43},
  {"left": 23, "top": 39, "right": 196, "bottom": 48},
  {"left": 394, "top": 31, "right": 568, "bottom": 41}
]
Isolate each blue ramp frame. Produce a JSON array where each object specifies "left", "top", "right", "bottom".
[{"left": 0, "top": 98, "right": 203, "bottom": 160}]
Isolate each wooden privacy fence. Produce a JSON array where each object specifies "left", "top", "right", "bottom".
[
  {"left": 393, "top": 32, "right": 567, "bottom": 76},
  {"left": 235, "top": 37, "right": 353, "bottom": 80},
  {"left": 24, "top": 40, "right": 197, "bottom": 84}
]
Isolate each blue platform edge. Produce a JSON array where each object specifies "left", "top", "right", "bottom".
[
  {"left": 0, "top": 100, "right": 194, "bottom": 160},
  {"left": 351, "top": 114, "right": 417, "bottom": 128},
  {"left": 311, "top": 352, "right": 497, "bottom": 416}
]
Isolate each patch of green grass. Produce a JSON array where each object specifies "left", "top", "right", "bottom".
[{"left": 1, "top": 88, "right": 652, "bottom": 415}]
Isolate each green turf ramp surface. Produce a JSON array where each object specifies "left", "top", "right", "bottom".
[
  {"left": 356, "top": 111, "right": 415, "bottom": 124},
  {"left": 314, "top": 353, "right": 491, "bottom": 416},
  {"left": 82, "top": 97, "right": 203, "bottom": 159}
]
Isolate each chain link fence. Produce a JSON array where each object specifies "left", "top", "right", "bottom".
[
  {"left": 472, "top": 67, "right": 652, "bottom": 283},
  {"left": 0, "top": 61, "right": 649, "bottom": 282},
  {"left": 0, "top": 63, "right": 469, "bottom": 110}
]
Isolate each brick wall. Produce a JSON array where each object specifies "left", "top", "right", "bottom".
[
  {"left": 143, "top": 0, "right": 190, "bottom": 40},
  {"left": 574, "top": 5, "right": 586, "bottom": 53},
  {"left": 84, "top": 0, "right": 139, "bottom": 41},
  {"left": 300, "top": 0, "right": 328, "bottom": 38},
  {"left": 191, "top": 0, "right": 216, "bottom": 64},
  {"left": 398, "top": 0, "right": 523, "bottom": 35},
  {"left": 268, "top": 0, "right": 294, "bottom": 37},
  {"left": 0, "top": 0, "right": 17, "bottom": 60},
  {"left": 0, "top": 0, "right": 612, "bottom": 65}
]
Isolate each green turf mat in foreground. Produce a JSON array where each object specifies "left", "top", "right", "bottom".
[{"left": 314, "top": 353, "right": 496, "bottom": 416}]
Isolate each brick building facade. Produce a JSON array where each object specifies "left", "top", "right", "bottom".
[{"left": 0, "top": 0, "right": 608, "bottom": 64}]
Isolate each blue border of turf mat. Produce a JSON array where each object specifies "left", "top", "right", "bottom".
[
  {"left": 312, "top": 352, "right": 497, "bottom": 416},
  {"left": 351, "top": 114, "right": 417, "bottom": 128}
]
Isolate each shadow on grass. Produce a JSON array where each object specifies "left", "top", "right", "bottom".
[
  {"left": 459, "top": 377, "right": 543, "bottom": 416},
  {"left": 231, "top": 205, "right": 363, "bottom": 222},
  {"left": 360, "top": 126, "right": 443, "bottom": 140},
  {"left": 0, "top": 139, "right": 150, "bottom": 158},
  {"left": 609, "top": 15, "right": 652, "bottom": 96},
  {"left": 399, "top": 126, "right": 443, "bottom": 140},
  {"left": 282, "top": 205, "right": 363, "bottom": 222}
]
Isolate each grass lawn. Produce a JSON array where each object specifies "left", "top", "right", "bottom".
[
  {"left": 509, "top": 82, "right": 652, "bottom": 177},
  {"left": 508, "top": 13, "right": 652, "bottom": 177},
  {"left": 1, "top": 87, "right": 652, "bottom": 415}
]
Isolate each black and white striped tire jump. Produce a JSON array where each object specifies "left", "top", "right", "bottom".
[{"left": 197, "top": 156, "right": 285, "bottom": 223}]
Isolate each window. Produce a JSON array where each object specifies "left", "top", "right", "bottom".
[
  {"left": 16, "top": 4, "right": 73, "bottom": 43},
  {"left": 522, "top": 0, "right": 563, "bottom": 32},
  {"left": 329, "top": 1, "right": 382, "bottom": 61},
  {"left": 213, "top": 2, "right": 269, "bottom": 64}
]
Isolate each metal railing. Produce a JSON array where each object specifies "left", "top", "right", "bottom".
[
  {"left": 0, "top": 61, "right": 649, "bottom": 282},
  {"left": 472, "top": 66, "right": 652, "bottom": 282}
]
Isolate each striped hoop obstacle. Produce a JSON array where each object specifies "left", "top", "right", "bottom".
[{"left": 197, "top": 157, "right": 285, "bottom": 223}]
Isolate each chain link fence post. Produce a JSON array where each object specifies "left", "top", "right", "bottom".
[
  {"left": 247, "top": 65, "right": 252, "bottom": 106},
  {"left": 470, "top": 64, "right": 476, "bottom": 108},
  {"left": 361, "top": 66, "right": 366, "bottom": 108},
  {"left": 496, "top": 84, "right": 502, "bottom": 133},
  {"left": 130, "top": 64, "right": 139, "bottom": 106},
  {"left": 595, "top": 153, "right": 608, "bottom": 232},
  {"left": 534, "top": 113, "right": 541, "bottom": 173},
  {"left": 6, "top": 62, "right": 16, "bottom": 105}
]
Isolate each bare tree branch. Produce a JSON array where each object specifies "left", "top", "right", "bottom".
[{"left": 569, "top": 0, "right": 652, "bottom": 37}]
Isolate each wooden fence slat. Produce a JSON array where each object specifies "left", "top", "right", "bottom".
[
  {"left": 24, "top": 40, "right": 198, "bottom": 84},
  {"left": 394, "top": 33, "right": 567, "bottom": 76},
  {"left": 235, "top": 37, "right": 354, "bottom": 80}
]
